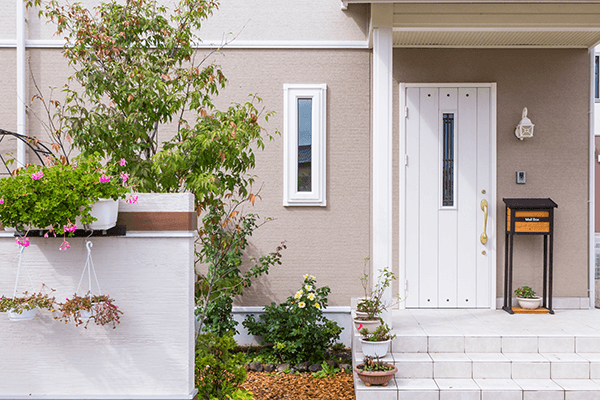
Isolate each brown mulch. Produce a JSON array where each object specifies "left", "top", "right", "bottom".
[{"left": 241, "top": 371, "right": 355, "bottom": 400}]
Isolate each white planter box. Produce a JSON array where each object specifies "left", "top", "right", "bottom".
[
  {"left": 77, "top": 199, "right": 119, "bottom": 230},
  {"left": 8, "top": 308, "right": 37, "bottom": 321}
]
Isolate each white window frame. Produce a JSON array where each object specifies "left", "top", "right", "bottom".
[{"left": 283, "top": 84, "right": 327, "bottom": 206}]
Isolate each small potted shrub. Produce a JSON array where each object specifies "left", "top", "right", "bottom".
[
  {"left": 358, "top": 320, "right": 396, "bottom": 358},
  {"left": 0, "top": 288, "right": 56, "bottom": 321},
  {"left": 354, "top": 262, "right": 401, "bottom": 331},
  {"left": 57, "top": 292, "right": 123, "bottom": 328},
  {"left": 355, "top": 355, "right": 398, "bottom": 387},
  {"left": 515, "top": 286, "right": 542, "bottom": 309}
]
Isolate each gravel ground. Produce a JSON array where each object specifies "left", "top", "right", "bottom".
[{"left": 241, "top": 371, "right": 355, "bottom": 400}]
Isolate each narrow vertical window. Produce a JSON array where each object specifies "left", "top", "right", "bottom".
[
  {"left": 442, "top": 113, "right": 454, "bottom": 207},
  {"left": 594, "top": 56, "right": 600, "bottom": 100},
  {"left": 297, "top": 98, "right": 312, "bottom": 192},
  {"left": 283, "top": 84, "right": 327, "bottom": 206}
]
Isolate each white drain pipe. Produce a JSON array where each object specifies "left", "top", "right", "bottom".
[{"left": 16, "top": 0, "right": 27, "bottom": 167}]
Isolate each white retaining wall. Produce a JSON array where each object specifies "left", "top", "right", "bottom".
[{"left": 0, "top": 193, "right": 196, "bottom": 400}]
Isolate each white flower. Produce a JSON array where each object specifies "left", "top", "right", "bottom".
[
  {"left": 298, "top": 302, "right": 306, "bottom": 308},
  {"left": 305, "top": 285, "right": 312, "bottom": 291},
  {"left": 307, "top": 293, "right": 316, "bottom": 301},
  {"left": 303, "top": 274, "right": 309, "bottom": 279},
  {"left": 310, "top": 275, "right": 316, "bottom": 280},
  {"left": 294, "top": 290, "right": 303, "bottom": 299}
]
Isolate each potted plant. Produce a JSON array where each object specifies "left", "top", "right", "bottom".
[
  {"left": 0, "top": 155, "right": 134, "bottom": 250},
  {"left": 0, "top": 288, "right": 56, "bottom": 321},
  {"left": 358, "top": 320, "right": 396, "bottom": 358},
  {"left": 354, "top": 261, "right": 401, "bottom": 331},
  {"left": 515, "top": 286, "right": 542, "bottom": 309},
  {"left": 355, "top": 355, "right": 398, "bottom": 387},
  {"left": 56, "top": 292, "right": 123, "bottom": 328}
]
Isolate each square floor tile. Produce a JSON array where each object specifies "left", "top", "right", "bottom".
[
  {"left": 542, "top": 353, "right": 590, "bottom": 379},
  {"left": 436, "top": 379, "right": 480, "bottom": 400},
  {"left": 576, "top": 337, "right": 600, "bottom": 353}
]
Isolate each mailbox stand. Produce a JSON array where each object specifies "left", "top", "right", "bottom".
[{"left": 503, "top": 198, "right": 558, "bottom": 314}]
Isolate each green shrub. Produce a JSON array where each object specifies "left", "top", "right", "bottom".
[
  {"left": 196, "top": 333, "right": 247, "bottom": 400},
  {"left": 210, "top": 388, "right": 254, "bottom": 400},
  {"left": 242, "top": 275, "right": 343, "bottom": 365}
]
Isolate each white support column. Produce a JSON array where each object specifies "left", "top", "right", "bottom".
[
  {"left": 372, "top": 25, "right": 393, "bottom": 324},
  {"left": 17, "top": 0, "right": 27, "bottom": 167}
]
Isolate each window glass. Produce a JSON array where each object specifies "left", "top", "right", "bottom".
[
  {"left": 297, "top": 98, "right": 312, "bottom": 192},
  {"left": 442, "top": 113, "right": 454, "bottom": 207}
]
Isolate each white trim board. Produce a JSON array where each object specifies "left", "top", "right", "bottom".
[
  {"left": 0, "top": 39, "right": 370, "bottom": 49},
  {"left": 233, "top": 306, "right": 351, "bottom": 313},
  {"left": 399, "top": 82, "right": 498, "bottom": 310}
]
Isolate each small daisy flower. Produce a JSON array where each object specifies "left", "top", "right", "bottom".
[
  {"left": 305, "top": 285, "right": 312, "bottom": 291},
  {"left": 298, "top": 302, "right": 306, "bottom": 308},
  {"left": 294, "top": 290, "right": 303, "bottom": 299},
  {"left": 310, "top": 275, "right": 316, "bottom": 280},
  {"left": 307, "top": 293, "right": 316, "bottom": 301},
  {"left": 303, "top": 274, "right": 309, "bottom": 279},
  {"left": 314, "top": 303, "right": 321, "bottom": 309}
]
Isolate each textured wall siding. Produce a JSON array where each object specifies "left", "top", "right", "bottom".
[
  {"left": 0, "top": 194, "right": 195, "bottom": 398},
  {"left": 393, "top": 48, "right": 591, "bottom": 298}
]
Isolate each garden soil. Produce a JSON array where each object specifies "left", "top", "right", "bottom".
[{"left": 242, "top": 371, "right": 355, "bottom": 400}]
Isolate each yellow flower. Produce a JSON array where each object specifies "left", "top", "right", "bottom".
[
  {"left": 303, "top": 274, "right": 309, "bottom": 279},
  {"left": 308, "top": 293, "right": 316, "bottom": 301},
  {"left": 294, "top": 290, "right": 303, "bottom": 299},
  {"left": 310, "top": 275, "right": 316, "bottom": 280},
  {"left": 314, "top": 303, "right": 321, "bottom": 309},
  {"left": 305, "top": 285, "right": 312, "bottom": 291},
  {"left": 298, "top": 302, "right": 306, "bottom": 308}
]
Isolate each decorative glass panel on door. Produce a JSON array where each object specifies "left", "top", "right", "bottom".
[{"left": 442, "top": 113, "right": 455, "bottom": 207}]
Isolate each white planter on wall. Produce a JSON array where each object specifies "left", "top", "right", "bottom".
[
  {"left": 360, "top": 338, "right": 391, "bottom": 358},
  {"left": 77, "top": 198, "right": 119, "bottom": 230}
]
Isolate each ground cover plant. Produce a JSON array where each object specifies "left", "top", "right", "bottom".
[{"left": 243, "top": 275, "right": 343, "bottom": 365}]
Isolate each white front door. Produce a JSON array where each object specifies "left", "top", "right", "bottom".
[{"left": 402, "top": 84, "right": 496, "bottom": 309}]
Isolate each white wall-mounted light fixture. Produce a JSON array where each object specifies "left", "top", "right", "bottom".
[{"left": 515, "top": 107, "right": 534, "bottom": 140}]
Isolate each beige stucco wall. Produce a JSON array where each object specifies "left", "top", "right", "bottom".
[{"left": 393, "top": 48, "right": 591, "bottom": 298}]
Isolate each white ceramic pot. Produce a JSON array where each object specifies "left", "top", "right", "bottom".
[
  {"left": 354, "top": 310, "right": 369, "bottom": 319},
  {"left": 360, "top": 338, "right": 391, "bottom": 358},
  {"left": 354, "top": 317, "right": 381, "bottom": 332},
  {"left": 8, "top": 308, "right": 37, "bottom": 321},
  {"left": 77, "top": 199, "right": 119, "bottom": 230},
  {"left": 517, "top": 297, "right": 542, "bottom": 309}
]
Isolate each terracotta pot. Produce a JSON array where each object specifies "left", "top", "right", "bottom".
[
  {"left": 353, "top": 317, "right": 381, "bottom": 331},
  {"left": 517, "top": 296, "right": 542, "bottom": 309},
  {"left": 354, "top": 363, "right": 397, "bottom": 387}
]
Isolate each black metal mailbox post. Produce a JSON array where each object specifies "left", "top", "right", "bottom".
[{"left": 503, "top": 198, "right": 558, "bottom": 314}]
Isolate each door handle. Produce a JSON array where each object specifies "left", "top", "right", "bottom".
[{"left": 480, "top": 199, "right": 488, "bottom": 245}]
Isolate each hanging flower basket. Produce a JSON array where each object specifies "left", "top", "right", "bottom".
[{"left": 8, "top": 308, "right": 38, "bottom": 321}]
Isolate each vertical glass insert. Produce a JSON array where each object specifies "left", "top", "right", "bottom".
[
  {"left": 297, "top": 98, "right": 312, "bottom": 192},
  {"left": 442, "top": 113, "right": 455, "bottom": 207},
  {"left": 595, "top": 55, "right": 599, "bottom": 99}
]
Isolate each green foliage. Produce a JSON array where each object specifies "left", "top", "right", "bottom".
[
  {"left": 515, "top": 285, "right": 537, "bottom": 299},
  {"left": 196, "top": 203, "right": 286, "bottom": 336},
  {"left": 25, "top": 0, "right": 277, "bottom": 209},
  {"left": 358, "top": 356, "right": 394, "bottom": 372},
  {"left": 358, "top": 262, "right": 401, "bottom": 318},
  {"left": 196, "top": 333, "right": 247, "bottom": 400},
  {"left": 359, "top": 320, "right": 396, "bottom": 342},
  {"left": 0, "top": 155, "right": 128, "bottom": 235},
  {"left": 210, "top": 388, "right": 254, "bottom": 400},
  {"left": 311, "top": 362, "right": 341, "bottom": 379},
  {"left": 242, "top": 275, "right": 343, "bottom": 365},
  {"left": 0, "top": 288, "right": 56, "bottom": 313},
  {"left": 56, "top": 293, "right": 123, "bottom": 329}
]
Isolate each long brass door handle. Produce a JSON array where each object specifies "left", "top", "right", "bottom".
[{"left": 480, "top": 199, "right": 488, "bottom": 245}]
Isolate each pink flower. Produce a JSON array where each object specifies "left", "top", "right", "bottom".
[
  {"left": 59, "top": 240, "right": 71, "bottom": 251},
  {"left": 0, "top": 198, "right": 4, "bottom": 204},
  {"left": 358, "top": 324, "right": 363, "bottom": 330},
  {"left": 15, "top": 237, "right": 30, "bottom": 247},
  {"left": 120, "top": 172, "right": 129, "bottom": 183},
  {"left": 119, "top": 158, "right": 126, "bottom": 166},
  {"left": 126, "top": 194, "right": 138, "bottom": 204},
  {"left": 31, "top": 171, "right": 43, "bottom": 180},
  {"left": 44, "top": 232, "right": 48, "bottom": 238},
  {"left": 99, "top": 174, "right": 111, "bottom": 183},
  {"left": 63, "top": 223, "right": 77, "bottom": 233}
]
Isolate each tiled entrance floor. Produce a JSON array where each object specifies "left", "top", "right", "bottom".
[{"left": 353, "top": 309, "right": 600, "bottom": 400}]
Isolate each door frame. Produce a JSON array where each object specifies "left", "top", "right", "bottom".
[{"left": 398, "top": 82, "right": 498, "bottom": 309}]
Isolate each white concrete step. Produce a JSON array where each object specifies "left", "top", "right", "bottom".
[{"left": 352, "top": 309, "right": 600, "bottom": 399}]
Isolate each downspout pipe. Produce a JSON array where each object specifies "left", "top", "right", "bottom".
[
  {"left": 589, "top": 49, "right": 596, "bottom": 309},
  {"left": 16, "top": 0, "right": 27, "bottom": 167}
]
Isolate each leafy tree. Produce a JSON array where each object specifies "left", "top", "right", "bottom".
[{"left": 25, "top": 0, "right": 283, "bottom": 337}]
